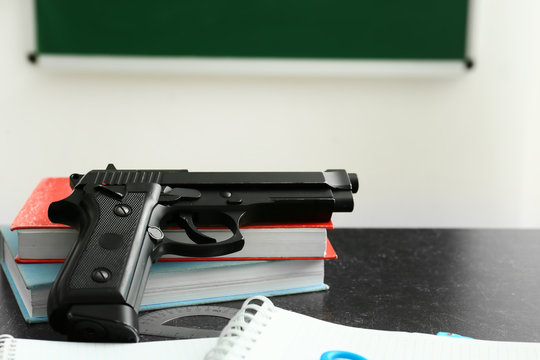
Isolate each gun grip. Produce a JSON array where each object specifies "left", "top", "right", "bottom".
[{"left": 47, "top": 183, "right": 161, "bottom": 342}]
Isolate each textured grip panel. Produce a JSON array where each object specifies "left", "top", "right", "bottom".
[{"left": 69, "top": 192, "right": 145, "bottom": 290}]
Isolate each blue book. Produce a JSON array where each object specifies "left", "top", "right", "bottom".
[{"left": 0, "top": 226, "right": 328, "bottom": 323}]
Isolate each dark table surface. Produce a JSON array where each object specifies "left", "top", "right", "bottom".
[{"left": 2, "top": 229, "right": 540, "bottom": 342}]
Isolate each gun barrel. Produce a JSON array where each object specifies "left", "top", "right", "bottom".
[{"left": 348, "top": 173, "right": 359, "bottom": 193}]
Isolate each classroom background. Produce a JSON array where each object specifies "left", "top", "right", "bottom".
[{"left": 0, "top": 0, "right": 539, "bottom": 228}]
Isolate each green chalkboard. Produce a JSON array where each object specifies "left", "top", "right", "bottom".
[{"left": 34, "top": 0, "right": 470, "bottom": 60}]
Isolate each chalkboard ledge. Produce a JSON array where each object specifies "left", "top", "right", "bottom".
[{"left": 30, "top": 54, "right": 472, "bottom": 78}]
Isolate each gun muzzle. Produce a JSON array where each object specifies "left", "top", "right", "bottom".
[
  {"left": 348, "top": 173, "right": 359, "bottom": 193},
  {"left": 331, "top": 172, "right": 357, "bottom": 212}
]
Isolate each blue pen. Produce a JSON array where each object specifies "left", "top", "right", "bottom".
[
  {"left": 320, "top": 350, "right": 368, "bottom": 360},
  {"left": 436, "top": 332, "right": 474, "bottom": 339}
]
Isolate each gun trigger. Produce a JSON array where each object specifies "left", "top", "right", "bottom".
[
  {"left": 94, "top": 184, "right": 126, "bottom": 199},
  {"left": 159, "top": 188, "right": 201, "bottom": 204},
  {"left": 178, "top": 213, "right": 216, "bottom": 244}
]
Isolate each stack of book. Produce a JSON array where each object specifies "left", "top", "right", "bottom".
[{"left": 0, "top": 178, "right": 337, "bottom": 323}]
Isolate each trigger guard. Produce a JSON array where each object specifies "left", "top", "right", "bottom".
[
  {"left": 152, "top": 232, "right": 245, "bottom": 259},
  {"left": 152, "top": 212, "right": 245, "bottom": 259}
]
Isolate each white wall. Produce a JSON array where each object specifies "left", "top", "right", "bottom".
[{"left": 1, "top": 0, "right": 539, "bottom": 228}]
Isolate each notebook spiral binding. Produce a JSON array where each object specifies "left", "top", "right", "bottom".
[
  {"left": 0, "top": 335, "right": 16, "bottom": 360},
  {"left": 204, "top": 296, "right": 276, "bottom": 360}
]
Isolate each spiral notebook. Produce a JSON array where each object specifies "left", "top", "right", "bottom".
[{"left": 2, "top": 297, "right": 540, "bottom": 360}]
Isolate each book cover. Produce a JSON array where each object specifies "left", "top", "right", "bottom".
[{"left": 11, "top": 178, "right": 72, "bottom": 230}]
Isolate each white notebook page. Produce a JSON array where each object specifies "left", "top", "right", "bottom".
[
  {"left": 246, "top": 308, "right": 540, "bottom": 360},
  {"left": 204, "top": 297, "right": 540, "bottom": 360},
  {"left": 1, "top": 336, "right": 217, "bottom": 360}
]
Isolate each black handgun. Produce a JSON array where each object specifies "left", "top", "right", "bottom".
[{"left": 47, "top": 164, "right": 358, "bottom": 342}]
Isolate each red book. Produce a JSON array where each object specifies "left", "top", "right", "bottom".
[
  {"left": 12, "top": 178, "right": 336, "bottom": 263},
  {"left": 11, "top": 178, "right": 72, "bottom": 230}
]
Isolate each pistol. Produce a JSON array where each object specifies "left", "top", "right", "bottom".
[{"left": 47, "top": 164, "right": 358, "bottom": 342}]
